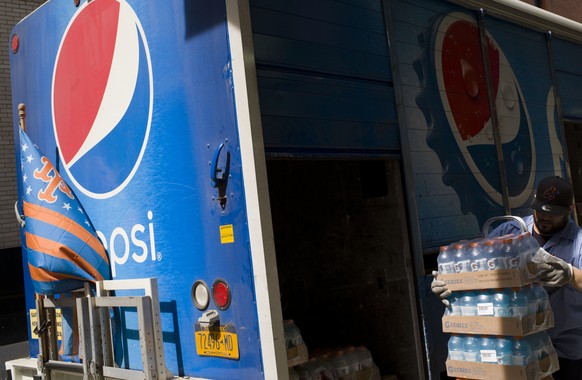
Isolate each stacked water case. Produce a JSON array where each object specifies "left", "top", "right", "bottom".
[
  {"left": 285, "top": 319, "right": 309, "bottom": 379},
  {"left": 437, "top": 217, "right": 559, "bottom": 379},
  {"left": 284, "top": 319, "right": 382, "bottom": 380}
]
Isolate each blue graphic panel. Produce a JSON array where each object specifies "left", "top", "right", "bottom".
[
  {"left": 552, "top": 38, "right": 582, "bottom": 120},
  {"left": 10, "top": 0, "right": 263, "bottom": 378},
  {"left": 390, "top": 0, "right": 569, "bottom": 250}
]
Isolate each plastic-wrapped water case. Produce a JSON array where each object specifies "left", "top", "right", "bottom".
[
  {"left": 300, "top": 346, "right": 381, "bottom": 380},
  {"left": 445, "top": 332, "right": 559, "bottom": 379},
  {"left": 436, "top": 221, "right": 540, "bottom": 291},
  {"left": 285, "top": 319, "right": 309, "bottom": 367},
  {"left": 435, "top": 216, "right": 541, "bottom": 291},
  {"left": 296, "top": 356, "right": 336, "bottom": 380},
  {"left": 442, "top": 285, "right": 554, "bottom": 336}
]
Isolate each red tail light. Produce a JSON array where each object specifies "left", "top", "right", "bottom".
[{"left": 212, "top": 280, "right": 231, "bottom": 310}]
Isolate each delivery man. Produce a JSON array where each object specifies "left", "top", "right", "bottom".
[{"left": 432, "top": 176, "right": 582, "bottom": 379}]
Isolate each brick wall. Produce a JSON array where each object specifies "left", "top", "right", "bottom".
[
  {"left": 0, "top": 1, "right": 45, "bottom": 250},
  {"left": 538, "top": 0, "right": 582, "bottom": 24},
  {"left": 522, "top": 0, "right": 582, "bottom": 23}
]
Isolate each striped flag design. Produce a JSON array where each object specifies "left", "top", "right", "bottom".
[{"left": 18, "top": 128, "right": 111, "bottom": 294}]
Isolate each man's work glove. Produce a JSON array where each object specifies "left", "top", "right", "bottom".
[
  {"left": 431, "top": 271, "right": 452, "bottom": 306},
  {"left": 532, "top": 248, "right": 573, "bottom": 287}
]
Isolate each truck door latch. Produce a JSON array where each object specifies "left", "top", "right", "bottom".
[{"left": 210, "top": 142, "right": 230, "bottom": 209}]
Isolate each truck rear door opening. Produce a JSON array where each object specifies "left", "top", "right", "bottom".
[{"left": 266, "top": 159, "right": 424, "bottom": 379}]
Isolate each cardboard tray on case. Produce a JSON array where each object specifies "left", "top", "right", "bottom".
[
  {"left": 438, "top": 265, "right": 537, "bottom": 292},
  {"left": 442, "top": 308, "right": 554, "bottom": 336},
  {"left": 446, "top": 352, "right": 558, "bottom": 380}
]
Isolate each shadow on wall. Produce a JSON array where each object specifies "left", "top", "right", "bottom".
[{"left": 0, "top": 247, "right": 27, "bottom": 346}]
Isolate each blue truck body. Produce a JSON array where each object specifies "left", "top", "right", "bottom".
[{"left": 9, "top": 0, "right": 582, "bottom": 378}]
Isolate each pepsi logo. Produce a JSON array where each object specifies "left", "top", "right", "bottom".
[
  {"left": 52, "top": 0, "right": 153, "bottom": 199},
  {"left": 433, "top": 12, "right": 535, "bottom": 207}
]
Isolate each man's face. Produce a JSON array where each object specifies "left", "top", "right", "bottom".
[{"left": 533, "top": 209, "right": 570, "bottom": 236}]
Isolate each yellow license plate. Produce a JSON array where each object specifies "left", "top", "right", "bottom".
[{"left": 195, "top": 324, "right": 239, "bottom": 360}]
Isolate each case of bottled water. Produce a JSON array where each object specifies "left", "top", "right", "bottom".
[
  {"left": 295, "top": 346, "right": 381, "bottom": 380},
  {"left": 443, "top": 285, "right": 554, "bottom": 336},
  {"left": 442, "top": 216, "right": 558, "bottom": 379},
  {"left": 446, "top": 333, "right": 558, "bottom": 375},
  {"left": 436, "top": 232, "right": 539, "bottom": 280},
  {"left": 284, "top": 320, "right": 309, "bottom": 367}
]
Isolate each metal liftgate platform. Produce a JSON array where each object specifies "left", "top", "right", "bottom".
[{"left": 9, "top": 278, "right": 167, "bottom": 380}]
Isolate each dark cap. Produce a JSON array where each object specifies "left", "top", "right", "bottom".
[{"left": 531, "top": 176, "right": 573, "bottom": 215}]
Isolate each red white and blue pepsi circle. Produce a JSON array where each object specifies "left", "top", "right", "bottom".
[
  {"left": 433, "top": 12, "right": 536, "bottom": 208},
  {"left": 52, "top": 0, "right": 153, "bottom": 199}
]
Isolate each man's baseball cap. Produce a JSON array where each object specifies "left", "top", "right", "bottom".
[{"left": 531, "top": 176, "right": 573, "bottom": 215}]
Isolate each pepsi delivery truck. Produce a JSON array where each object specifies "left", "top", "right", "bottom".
[{"left": 7, "top": 0, "right": 582, "bottom": 379}]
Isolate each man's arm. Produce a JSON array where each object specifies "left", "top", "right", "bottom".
[{"left": 570, "top": 266, "right": 582, "bottom": 293}]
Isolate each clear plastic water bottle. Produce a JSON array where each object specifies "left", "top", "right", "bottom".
[
  {"left": 296, "top": 360, "right": 313, "bottom": 380},
  {"left": 288, "top": 366, "right": 300, "bottom": 380},
  {"left": 530, "top": 283, "right": 549, "bottom": 317},
  {"left": 502, "top": 238, "right": 520, "bottom": 269},
  {"left": 332, "top": 350, "right": 351, "bottom": 378},
  {"left": 496, "top": 337, "right": 513, "bottom": 365},
  {"left": 315, "top": 356, "right": 337, "bottom": 380},
  {"left": 475, "top": 289, "right": 494, "bottom": 316},
  {"left": 516, "top": 233, "right": 539, "bottom": 273},
  {"left": 468, "top": 242, "right": 486, "bottom": 272},
  {"left": 474, "top": 240, "right": 491, "bottom": 272},
  {"left": 448, "top": 292, "right": 462, "bottom": 316},
  {"left": 453, "top": 243, "right": 471, "bottom": 273},
  {"left": 355, "top": 346, "right": 373, "bottom": 369},
  {"left": 517, "top": 232, "right": 539, "bottom": 257},
  {"left": 438, "top": 245, "right": 456, "bottom": 274},
  {"left": 492, "top": 288, "right": 512, "bottom": 317},
  {"left": 284, "top": 319, "right": 303, "bottom": 348},
  {"left": 478, "top": 335, "right": 497, "bottom": 363},
  {"left": 510, "top": 287, "right": 529, "bottom": 317},
  {"left": 538, "top": 332, "right": 552, "bottom": 358},
  {"left": 529, "top": 283, "right": 550, "bottom": 326},
  {"left": 486, "top": 239, "right": 507, "bottom": 270},
  {"left": 448, "top": 334, "right": 465, "bottom": 361},
  {"left": 463, "top": 335, "right": 481, "bottom": 362},
  {"left": 344, "top": 346, "right": 360, "bottom": 374},
  {"left": 298, "top": 357, "right": 335, "bottom": 380},
  {"left": 526, "top": 283, "right": 540, "bottom": 316},
  {"left": 460, "top": 291, "right": 478, "bottom": 316},
  {"left": 512, "top": 337, "right": 532, "bottom": 365},
  {"left": 526, "top": 333, "right": 545, "bottom": 362}
]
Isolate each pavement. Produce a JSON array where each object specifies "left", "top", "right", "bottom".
[
  {"left": 0, "top": 341, "right": 30, "bottom": 379},
  {"left": 0, "top": 307, "right": 29, "bottom": 378}
]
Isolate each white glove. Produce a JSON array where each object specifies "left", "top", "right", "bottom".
[
  {"left": 531, "top": 248, "right": 573, "bottom": 287},
  {"left": 431, "top": 271, "right": 452, "bottom": 306}
]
